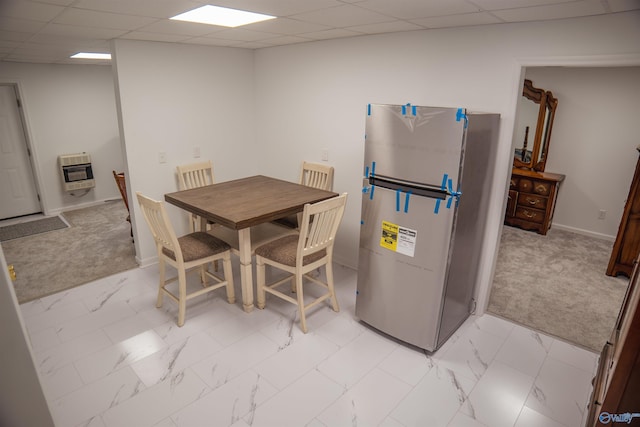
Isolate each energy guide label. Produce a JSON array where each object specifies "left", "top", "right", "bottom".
[{"left": 380, "top": 221, "right": 417, "bottom": 257}]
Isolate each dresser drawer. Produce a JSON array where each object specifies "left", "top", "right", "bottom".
[
  {"left": 518, "top": 193, "right": 548, "bottom": 210},
  {"left": 532, "top": 180, "right": 552, "bottom": 196},
  {"left": 514, "top": 206, "right": 545, "bottom": 224}
]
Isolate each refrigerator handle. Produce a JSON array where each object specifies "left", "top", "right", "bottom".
[{"left": 368, "top": 175, "right": 448, "bottom": 200}]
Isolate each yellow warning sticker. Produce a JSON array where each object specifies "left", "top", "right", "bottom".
[
  {"left": 380, "top": 221, "right": 398, "bottom": 251},
  {"left": 380, "top": 220, "right": 417, "bottom": 257}
]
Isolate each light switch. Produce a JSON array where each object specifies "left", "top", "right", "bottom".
[
  {"left": 158, "top": 152, "right": 167, "bottom": 164},
  {"left": 193, "top": 146, "right": 201, "bottom": 158},
  {"left": 322, "top": 149, "right": 329, "bottom": 162}
]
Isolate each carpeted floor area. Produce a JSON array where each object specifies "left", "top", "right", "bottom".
[
  {"left": 2, "top": 200, "right": 138, "bottom": 304},
  {"left": 487, "top": 225, "right": 629, "bottom": 352}
]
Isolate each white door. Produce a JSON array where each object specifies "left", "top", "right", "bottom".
[{"left": 0, "top": 85, "right": 40, "bottom": 219}]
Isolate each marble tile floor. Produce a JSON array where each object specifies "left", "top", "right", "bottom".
[{"left": 20, "top": 263, "right": 599, "bottom": 427}]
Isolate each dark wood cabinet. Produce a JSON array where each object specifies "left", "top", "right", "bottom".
[
  {"left": 607, "top": 148, "right": 640, "bottom": 277},
  {"left": 504, "top": 168, "right": 565, "bottom": 235},
  {"left": 586, "top": 256, "right": 640, "bottom": 426}
]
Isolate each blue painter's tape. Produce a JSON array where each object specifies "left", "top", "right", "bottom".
[
  {"left": 456, "top": 108, "right": 469, "bottom": 129},
  {"left": 441, "top": 174, "right": 449, "bottom": 191},
  {"left": 365, "top": 165, "right": 370, "bottom": 178},
  {"left": 371, "top": 161, "right": 376, "bottom": 176},
  {"left": 396, "top": 189, "right": 401, "bottom": 212},
  {"left": 404, "top": 191, "right": 411, "bottom": 213},
  {"left": 367, "top": 104, "right": 371, "bottom": 115},
  {"left": 369, "top": 184, "right": 375, "bottom": 200},
  {"left": 434, "top": 199, "right": 441, "bottom": 214},
  {"left": 360, "top": 220, "right": 364, "bottom": 225},
  {"left": 362, "top": 186, "right": 368, "bottom": 193},
  {"left": 412, "top": 105, "right": 417, "bottom": 116},
  {"left": 401, "top": 104, "right": 406, "bottom": 115},
  {"left": 447, "top": 195, "right": 454, "bottom": 209}
]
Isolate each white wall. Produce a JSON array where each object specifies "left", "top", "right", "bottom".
[
  {"left": 524, "top": 66, "right": 640, "bottom": 239},
  {"left": 250, "top": 11, "right": 640, "bottom": 312},
  {"left": 111, "top": 40, "right": 257, "bottom": 264},
  {"left": 0, "top": 246, "right": 55, "bottom": 427},
  {"left": 0, "top": 63, "right": 123, "bottom": 214}
]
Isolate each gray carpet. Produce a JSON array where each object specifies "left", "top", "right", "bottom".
[
  {"left": 487, "top": 225, "right": 629, "bottom": 352},
  {"left": 2, "top": 200, "right": 138, "bottom": 304},
  {"left": 0, "top": 216, "right": 68, "bottom": 242}
]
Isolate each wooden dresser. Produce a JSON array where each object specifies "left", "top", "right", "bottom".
[
  {"left": 607, "top": 147, "right": 640, "bottom": 277},
  {"left": 586, "top": 256, "right": 640, "bottom": 426},
  {"left": 505, "top": 168, "right": 565, "bottom": 235}
]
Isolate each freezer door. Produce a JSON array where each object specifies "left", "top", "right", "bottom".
[
  {"left": 355, "top": 181, "right": 456, "bottom": 351},
  {"left": 364, "top": 104, "right": 466, "bottom": 187}
]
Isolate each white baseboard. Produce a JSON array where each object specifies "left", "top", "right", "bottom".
[
  {"left": 46, "top": 198, "right": 123, "bottom": 217},
  {"left": 551, "top": 223, "right": 616, "bottom": 242}
]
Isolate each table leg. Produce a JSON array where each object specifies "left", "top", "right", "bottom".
[{"left": 238, "top": 227, "right": 254, "bottom": 312}]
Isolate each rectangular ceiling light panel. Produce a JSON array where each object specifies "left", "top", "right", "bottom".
[
  {"left": 171, "top": 5, "right": 276, "bottom": 28},
  {"left": 70, "top": 52, "right": 111, "bottom": 59}
]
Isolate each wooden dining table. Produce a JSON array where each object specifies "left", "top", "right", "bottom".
[{"left": 164, "top": 175, "right": 338, "bottom": 312}]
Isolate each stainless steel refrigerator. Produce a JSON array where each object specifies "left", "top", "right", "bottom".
[{"left": 355, "top": 103, "right": 500, "bottom": 352}]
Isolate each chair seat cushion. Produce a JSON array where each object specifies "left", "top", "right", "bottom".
[
  {"left": 162, "top": 232, "right": 230, "bottom": 262},
  {"left": 255, "top": 234, "right": 326, "bottom": 267}
]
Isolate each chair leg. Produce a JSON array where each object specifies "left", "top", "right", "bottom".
[
  {"left": 177, "top": 269, "right": 187, "bottom": 327},
  {"left": 222, "top": 254, "right": 235, "bottom": 304},
  {"left": 295, "top": 272, "right": 308, "bottom": 333},
  {"left": 157, "top": 259, "right": 165, "bottom": 308},
  {"left": 326, "top": 261, "right": 340, "bottom": 312},
  {"left": 256, "top": 256, "right": 266, "bottom": 309}
]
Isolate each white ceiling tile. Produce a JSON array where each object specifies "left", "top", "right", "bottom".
[
  {"left": 348, "top": 20, "right": 425, "bottom": 34},
  {"left": 137, "top": 19, "right": 221, "bottom": 37},
  {"left": 358, "top": 0, "right": 480, "bottom": 19},
  {"left": 31, "top": 0, "right": 76, "bottom": 5},
  {"left": 468, "top": 0, "right": 574, "bottom": 11},
  {"left": 184, "top": 36, "right": 238, "bottom": 47},
  {"left": 492, "top": 0, "right": 608, "bottom": 21},
  {"left": 607, "top": 0, "right": 640, "bottom": 12},
  {"left": 71, "top": 0, "right": 203, "bottom": 19},
  {"left": 290, "top": 4, "right": 393, "bottom": 27},
  {"left": 231, "top": 40, "right": 273, "bottom": 48},
  {"left": 411, "top": 11, "right": 504, "bottom": 28},
  {"left": 120, "top": 31, "right": 191, "bottom": 43},
  {"left": 39, "top": 23, "right": 127, "bottom": 39},
  {"left": 260, "top": 34, "right": 314, "bottom": 45},
  {"left": 201, "top": 28, "right": 279, "bottom": 42},
  {"left": 0, "top": 0, "right": 64, "bottom": 22},
  {"left": 0, "top": 16, "right": 48, "bottom": 33},
  {"left": 53, "top": 8, "right": 158, "bottom": 30},
  {"left": 299, "top": 27, "right": 363, "bottom": 39},
  {"left": 245, "top": 17, "right": 330, "bottom": 35},
  {"left": 0, "top": 29, "right": 33, "bottom": 42}
]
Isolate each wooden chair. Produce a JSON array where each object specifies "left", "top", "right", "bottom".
[
  {"left": 255, "top": 193, "right": 347, "bottom": 333},
  {"left": 136, "top": 192, "right": 235, "bottom": 327},
  {"left": 176, "top": 160, "right": 214, "bottom": 232},
  {"left": 275, "top": 161, "right": 335, "bottom": 229},
  {"left": 112, "top": 170, "right": 132, "bottom": 237}
]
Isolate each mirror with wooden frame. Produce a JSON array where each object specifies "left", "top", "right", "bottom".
[{"left": 513, "top": 79, "right": 558, "bottom": 172}]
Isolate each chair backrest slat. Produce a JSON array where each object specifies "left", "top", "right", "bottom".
[
  {"left": 299, "top": 161, "right": 334, "bottom": 191},
  {"left": 136, "top": 192, "right": 182, "bottom": 262},
  {"left": 298, "top": 194, "right": 347, "bottom": 261},
  {"left": 177, "top": 160, "right": 214, "bottom": 190}
]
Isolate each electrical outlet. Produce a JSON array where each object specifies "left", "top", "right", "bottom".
[
  {"left": 322, "top": 149, "right": 329, "bottom": 162},
  {"left": 158, "top": 152, "right": 167, "bottom": 164},
  {"left": 598, "top": 209, "right": 607, "bottom": 220}
]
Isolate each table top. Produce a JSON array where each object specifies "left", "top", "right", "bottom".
[{"left": 165, "top": 175, "right": 338, "bottom": 230}]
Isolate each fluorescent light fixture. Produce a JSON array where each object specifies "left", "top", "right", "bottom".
[
  {"left": 70, "top": 52, "right": 111, "bottom": 60},
  {"left": 170, "top": 5, "right": 275, "bottom": 28}
]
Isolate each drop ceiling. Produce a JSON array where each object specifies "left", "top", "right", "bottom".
[{"left": 0, "top": 0, "right": 637, "bottom": 65}]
